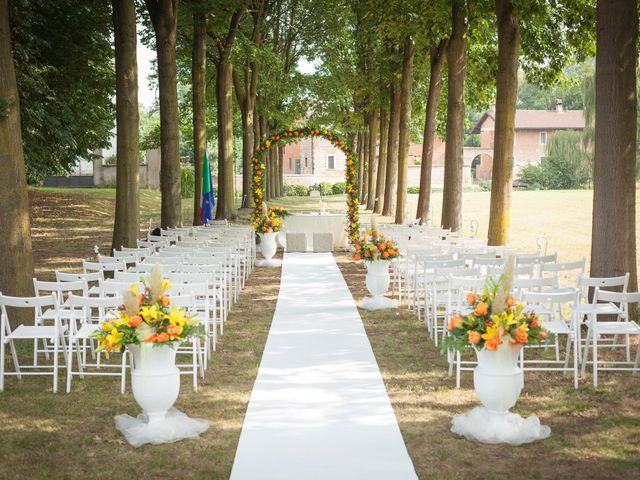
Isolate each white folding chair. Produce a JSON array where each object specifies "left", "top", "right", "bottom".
[
  {"left": 167, "top": 293, "right": 205, "bottom": 391},
  {"left": 65, "top": 294, "right": 127, "bottom": 393},
  {"left": 520, "top": 289, "right": 580, "bottom": 388},
  {"left": 581, "top": 288, "right": 640, "bottom": 386},
  {"left": 0, "top": 293, "right": 66, "bottom": 393}
]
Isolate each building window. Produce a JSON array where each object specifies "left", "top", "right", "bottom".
[
  {"left": 539, "top": 131, "right": 547, "bottom": 145},
  {"left": 327, "top": 155, "right": 335, "bottom": 170},
  {"left": 305, "top": 157, "right": 308, "bottom": 168}
]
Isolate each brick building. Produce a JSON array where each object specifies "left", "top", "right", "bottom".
[{"left": 470, "top": 101, "right": 585, "bottom": 181}]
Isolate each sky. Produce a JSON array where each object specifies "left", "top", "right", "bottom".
[
  {"left": 137, "top": 29, "right": 157, "bottom": 108},
  {"left": 136, "top": 33, "right": 318, "bottom": 109}
]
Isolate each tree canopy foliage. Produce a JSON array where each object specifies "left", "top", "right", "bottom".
[{"left": 9, "top": 0, "right": 115, "bottom": 182}]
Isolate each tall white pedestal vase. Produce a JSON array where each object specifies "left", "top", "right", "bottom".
[
  {"left": 359, "top": 260, "right": 397, "bottom": 311},
  {"left": 256, "top": 232, "right": 281, "bottom": 267},
  {"left": 114, "top": 344, "right": 209, "bottom": 448},
  {"left": 451, "top": 345, "right": 551, "bottom": 445}
]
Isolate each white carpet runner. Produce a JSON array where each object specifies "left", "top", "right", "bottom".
[{"left": 230, "top": 253, "right": 417, "bottom": 479}]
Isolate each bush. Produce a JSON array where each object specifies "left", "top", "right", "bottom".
[
  {"left": 407, "top": 186, "right": 420, "bottom": 194},
  {"left": 319, "top": 181, "right": 333, "bottom": 195},
  {"left": 180, "top": 166, "right": 195, "bottom": 199},
  {"left": 518, "top": 130, "right": 592, "bottom": 190},
  {"left": 284, "top": 183, "right": 309, "bottom": 196},
  {"left": 331, "top": 182, "right": 346, "bottom": 195},
  {"left": 479, "top": 180, "right": 491, "bottom": 191}
]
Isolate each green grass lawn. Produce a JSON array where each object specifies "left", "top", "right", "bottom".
[
  {"left": 5, "top": 186, "right": 638, "bottom": 479},
  {"left": 271, "top": 189, "right": 640, "bottom": 275}
]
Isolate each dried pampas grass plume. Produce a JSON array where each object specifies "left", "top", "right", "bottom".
[
  {"left": 491, "top": 255, "right": 515, "bottom": 315},
  {"left": 123, "top": 290, "right": 139, "bottom": 316},
  {"left": 149, "top": 264, "right": 163, "bottom": 301}
]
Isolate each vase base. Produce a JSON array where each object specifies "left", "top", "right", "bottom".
[
  {"left": 359, "top": 296, "right": 398, "bottom": 311},
  {"left": 115, "top": 407, "right": 209, "bottom": 448},
  {"left": 451, "top": 406, "right": 550, "bottom": 445},
  {"left": 255, "top": 258, "right": 282, "bottom": 268}
]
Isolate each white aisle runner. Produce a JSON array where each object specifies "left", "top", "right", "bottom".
[{"left": 231, "top": 253, "right": 417, "bottom": 479}]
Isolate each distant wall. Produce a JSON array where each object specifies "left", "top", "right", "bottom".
[{"left": 93, "top": 149, "right": 160, "bottom": 188}]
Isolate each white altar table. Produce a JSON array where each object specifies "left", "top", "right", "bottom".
[{"left": 283, "top": 213, "right": 347, "bottom": 250}]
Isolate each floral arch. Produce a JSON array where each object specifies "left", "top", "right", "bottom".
[{"left": 251, "top": 127, "right": 360, "bottom": 244}]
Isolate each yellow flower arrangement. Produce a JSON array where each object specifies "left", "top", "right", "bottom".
[{"left": 91, "top": 265, "right": 205, "bottom": 353}]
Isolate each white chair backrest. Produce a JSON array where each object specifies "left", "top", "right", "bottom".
[
  {"left": 83, "top": 260, "right": 126, "bottom": 273},
  {"left": 578, "top": 273, "right": 629, "bottom": 292},
  {"left": 99, "top": 280, "right": 142, "bottom": 297},
  {"left": 33, "top": 278, "right": 88, "bottom": 298},
  {"left": 0, "top": 293, "right": 59, "bottom": 327},
  {"left": 593, "top": 288, "right": 640, "bottom": 319},
  {"left": 521, "top": 289, "right": 579, "bottom": 322},
  {"left": 516, "top": 252, "right": 558, "bottom": 266},
  {"left": 66, "top": 294, "right": 123, "bottom": 327},
  {"left": 541, "top": 259, "right": 585, "bottom": 288},
  {"left": 513, "top": 276, "right": 555, "bottom": 296},
  {"left": 56, "top": 270, "right": 104, "bottom": 284},
  {"left": 114, "top": 271, "right": 146, "bottom": 283}
]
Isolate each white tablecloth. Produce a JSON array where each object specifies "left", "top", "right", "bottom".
[{"left": 283, "top": 213, "right": 347, "bottom": 250}]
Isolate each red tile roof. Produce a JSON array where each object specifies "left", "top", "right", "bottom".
[{"left": 471, "top": 109, "right": 585, "bottom": 133}]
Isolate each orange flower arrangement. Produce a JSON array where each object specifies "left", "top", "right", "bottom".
[{"left": 442, "top": 260, "right": 551, "bottom": 353}]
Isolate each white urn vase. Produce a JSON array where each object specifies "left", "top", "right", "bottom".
[
  {"left": 259, "top": 232, "right": 277, "bottom": 263},
  {"left": 129, "top": 343, "right": 180, "bottom": 424},
  {"left": 360, "top": 260, "right": 397, "bottom": 311},
  {"left": 451, "top": 343, "right": 551, "bottom": 445},
  {"left": 473, "top": 344, "right": 523, "bottom": 414}
]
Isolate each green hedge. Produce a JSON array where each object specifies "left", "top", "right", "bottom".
[
  {"left": 331, "top": 182, "right": 346, "bottom": 194},
  {"left": 284, "top": 184, "right": 309, "bottom": 196},
  {"left": 407, "top": 186, "right": 420, "bottom": 194},
  {"left": 181, "top": 166, "right": 195, "bottom": 199}
]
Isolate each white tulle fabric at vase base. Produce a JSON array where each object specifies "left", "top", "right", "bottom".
[
  {"left": 359, "top": 296, "right": 398, "bottom": 311},
  {"left": 451, "top": 406, "right": 551, "bottom": 445},
  {"left": 255, "top": 258, "right": 282, "bottom": 268},
  {"left": 115, "top": 408, "right": 209, "bottom": 448}
]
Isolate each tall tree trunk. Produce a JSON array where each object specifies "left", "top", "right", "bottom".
[
  {"left": 383, "top": 80, "right": 400, "bottom": 216},
  {"left": 146, "top": 0, "right": 181, "bottom": 227},
  {"left": 395, "top": 36, "right": 415, "bottom": 224},
  {"left": 112, "top": 0, "right": 140, "bottom": 249},
  {"left": 361, "top": 129, "right": 369, "bottom": 204},
  {"left": 416, "top": 40, "right": 447, "bottom": 224},
  {"left": 488, "top": 0, "right": 520, "bottom": 245},
  {"left": 191, "top": 10, "right": 206, "bottom": 225},
  {"left": 240, "top": 109, "right": 253, "bottom": 206},
  {"left": 357, "top": 131, "right": 365, "bottom": 198},
  {"left": 277, "top": 145, "right": 284, "bottom": 197},
  {"left": 215, "top": 61, "right": 236, "bottom": 219},
  {"left": 374, "top": 105, "right": 388, "bottom": 213},
  {"left": 0, "top": 0, "right": 35, "bottom": 320},
  {"left": 365, "top": 109, "right": 379, "bottom": 210},
  {"left": 441, "top": 1, "right": 468, "bottom": 231},
  {"left": 590, "top": 0, "right": 638, "bottom": 294}
]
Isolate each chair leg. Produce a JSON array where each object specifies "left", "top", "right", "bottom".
[
  {"left": 593, "top": 330, "right": 598, "bottom": 387},
  {"left": 9, "top": 339, "right": 21, "bottom": 381},
  {"left": 120, "top": 351, "right": 127, "bottom": 394},
  {"left": 573, "top": 334, "right": 578, "bottom": 389},
  {"left": 456, "top": 351, "right": 461, "bottom": 389},
  {"left": 581, "top": 327, "right": 591, "bottom": 376},
  {"left": 53, "top": 335, "right": 59, "bottom": 394},
  {"left": 66, "top": 337, "right": 74, "bottom": 393},
  {"left": 0, "top": 338, "right": 4, "bottom": 392}
]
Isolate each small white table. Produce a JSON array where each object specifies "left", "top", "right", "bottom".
[{"left": 283, "top": 213, "right": 347, "bottom": 251}]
